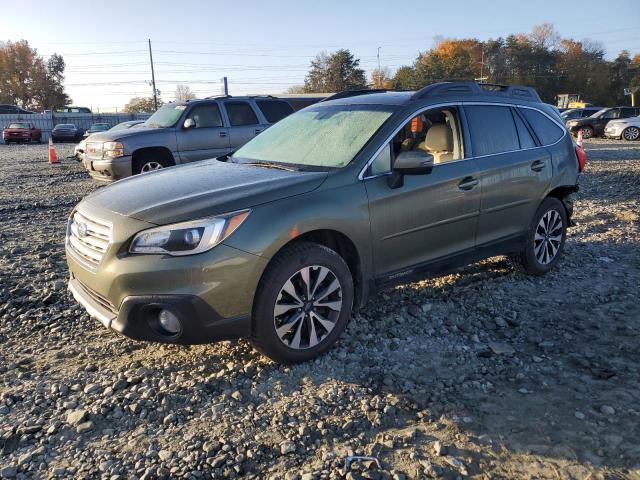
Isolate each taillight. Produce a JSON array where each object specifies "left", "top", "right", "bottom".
[{"left": 575, "top": 145, "right": 587, "bottom": 173}]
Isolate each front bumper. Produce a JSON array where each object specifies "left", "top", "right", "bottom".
[
  {"left": 65, "top": 203, "right": 269, "bottom": 344},
  {"left": 603, "top": 128, "right": 622, "bottom": 139},
  {"left": 68, "top": 277, "right": 251, "bottom": 344},
  {"left": 84, "top": 155, "right": 132, "bottom": 181}
]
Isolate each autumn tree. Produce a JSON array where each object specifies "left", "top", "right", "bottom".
[
  {"left": 371, "top": 67, "right": 393, "bottom": 89},
  {"left": 174, "top": 84, "right": 196, "bottom": 101},
  {"left": 123, "top": 97, "right": 161, "bottom": 113},
  {"left": 0, "top": 40, "right": 70, "bottom": 110},
  {"left": 303, "top": 49, "right": 366, "bottom": 93}
]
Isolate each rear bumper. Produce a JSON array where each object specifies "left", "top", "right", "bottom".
[
  {"left": 68, "top": 277, "right": 251, "bottom": 344},
  {"left": 85, "top": 156, "right": 132, "bottom": 181}
]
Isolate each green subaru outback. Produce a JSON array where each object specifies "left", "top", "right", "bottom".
[{"left": 66, "top": 82, "right": 586, "bottom": 364}]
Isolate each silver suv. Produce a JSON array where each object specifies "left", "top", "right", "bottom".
[{"left": 81, "top": 96, "right": 296, "bottom": 180}]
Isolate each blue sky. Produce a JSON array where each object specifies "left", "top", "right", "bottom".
[{"left": 1, "top": 0, "right": 638, "bottom": 111}]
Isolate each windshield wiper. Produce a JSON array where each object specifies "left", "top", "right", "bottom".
[{"left": 242, "top": 162, "right": 298, "bottom": 172}]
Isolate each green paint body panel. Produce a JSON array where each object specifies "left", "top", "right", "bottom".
[{"left": 65, "top": 88, "right": 579, "bottom": 344}]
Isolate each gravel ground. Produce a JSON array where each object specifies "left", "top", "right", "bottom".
[{"left": 0, "top": 139, "right": 639, "bottom": 480}]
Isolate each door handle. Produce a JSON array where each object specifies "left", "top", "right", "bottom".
[
  {"left": 531, "top": 160, "right": 546, "bottom": 172},
  {"left": 254, "top": 129, "right": 262, "bottom": 135},
  {"left": 458, "top": 177, "right": 479, "bottom": 190},
  {"left": 219, "top": 131, "right": 227, "bottom": 138}
]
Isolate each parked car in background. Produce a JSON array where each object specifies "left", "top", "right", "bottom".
[
  {"left": 83, "top": 123, "right": 112, "bottom": 138},
  {"left": 604, "top": 115, "right": 640, "bottom": 141},
  {"left": 51, "top": 124, "right": 82, "bottom": 142},
  {"left": 560, "top": 107, "right": 602, "bottom": 122},
  {"left": 566, "top": 106, "right": 640, "bottom": 138},
  {"left": 75, "top": 122, "right": 145, "bottom": 161},
  {"left": 81, "top": 96, "right": 296, "bottom": 181},
  {"left": 56, "top": 106, "right": 92, "bottom": 114},
  {"left": 275, "top": 94, "right": 327, "bottom": 111},
  {"left": 0, "top": 104, "right": 34, "bottom": 115},
  {"left": 2, "top": 122, "right": 42, "bottom": 144},
  {"left": 109, "top": 120, "right": 145, "bottom": 131},
  {"left": 66, "top": 82, "right": 585, "bottom": 363}
]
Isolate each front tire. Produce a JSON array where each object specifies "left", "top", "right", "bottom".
[
  {"left": 579, "top": 126, "right": 594, "bottom": 139},
  {"left": 622, "top": 126, "right": 640, "bottom": 141},
  {"left": 133, "top": 153, "right": 173, "bottom": 175},
  {"left": 251, "top": 241, "right": 354, "bottom": 364},
  {"left": 512, "top": 197, "right": 568, "bottom": 276}
]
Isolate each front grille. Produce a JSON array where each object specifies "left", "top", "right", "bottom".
[
  {"left": 75, "top": 278, "right": 118, "bottom": 314},
  {"left": 66, "top": 210, "right": 113, "bottom": 271}
]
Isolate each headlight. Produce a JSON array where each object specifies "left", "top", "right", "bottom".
[
  {"left": 103, "top": 141, "right": 124, "bottom": 158},
  {"left": 567, "top": 121, "right": 578, "bottom": 126},
  {"left": 129, "top": 210, "right": 250, "bottom": 256}
]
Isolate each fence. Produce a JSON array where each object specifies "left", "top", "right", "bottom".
[{"left": 0, "top": 112, "right": 152, "bottom": 143}]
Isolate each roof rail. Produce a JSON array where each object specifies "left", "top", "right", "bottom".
[
  {"left": 320, "top": 89, "right": 388, "bottom": 102},
  {"left": 204, "top": 94, "right": 233, "bottom": 99},
  {"left": 411, "top": 81, "right": 541, "bottom": 102}
]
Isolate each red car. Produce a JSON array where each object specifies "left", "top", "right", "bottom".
[{"left": 2, "top": 122, "right": 42, "bottom": 144}]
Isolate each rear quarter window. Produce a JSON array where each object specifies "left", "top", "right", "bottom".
[
  {"left": 465, "top": 105, "right": 520, "bottom": 156},
  {"left": 256, "top": 100, "right": 294, "bottom": 123},
  {"left": 519, "top": 108, "right": 564, "bottom": 146}
]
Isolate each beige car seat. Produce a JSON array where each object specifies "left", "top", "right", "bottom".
[{"left": 417, "top": 124, "right": 454, "bottom": 163}]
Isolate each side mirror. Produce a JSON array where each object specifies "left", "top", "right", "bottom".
[
  {"left": 387, "top": 151, "right": 434, "bottom": 189},
  {"left": 183, "top": 118, "right": 196, "bottom": 130}
]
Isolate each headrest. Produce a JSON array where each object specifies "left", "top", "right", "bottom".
[{"left": 425, "top": 124, "right": 452, "bottom": 152}]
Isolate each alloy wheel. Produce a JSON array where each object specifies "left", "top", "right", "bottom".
[
  {"left": 580, "top": 127, "right": 593, "bottom": 139},
  {"left": 273, "top": 265, "right": 343, "bottom": 350},
  {"left": 623, "top": 127, "right": 640, "bottom": 141},
  {"left": 141, "top": 161, "right": 163, "bottom": 173},
  {"left": 534, "top": 209, "right": 563, "bottom": 265}
]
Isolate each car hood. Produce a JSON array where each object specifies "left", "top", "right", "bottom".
[
  {"left": 83, "top": 159, "right": 328, "bottom": 225},
  {"left": 87, "top": 125, "right": 162, "bottom": 142}
]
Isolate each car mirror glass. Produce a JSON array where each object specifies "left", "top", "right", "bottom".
[{"left": 183, "top": 118, "right": 196, "bottom": 130}]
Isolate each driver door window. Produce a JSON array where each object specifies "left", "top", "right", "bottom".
[
  {"left": 365, "top": 106, "right": 464, "bottom": 177},
  {"left": 186, "top": 104, "right": 223, "bottom": 128}
]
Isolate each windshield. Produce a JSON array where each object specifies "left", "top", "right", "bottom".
[
  {"left": 592, "top": 108, "right": 609, "bottom": 118},
  {"left": 143, "top": 104, "right": 186, "bottom": 128},
  {"left": 91, "top": 124, "right": 110, "bottom": 129},
  {"left": 55, "top": 124, "right": 75, "bottom": 128},
  {"left": 561, "top": 110, "right": 580, "bottom": 120},
  {"left": 8, "top": 123, "right": 29, "bottom": 129},
  {"left": 232, "top": 105, "right": 394, "bottom": 168}
]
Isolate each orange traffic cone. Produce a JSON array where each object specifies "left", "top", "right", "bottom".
[
  {"left": 576, "top": 129, "right": 584, "bottom": 148},
  {"left": 48, "top": 137, "right": 60, "bottom": 164}
]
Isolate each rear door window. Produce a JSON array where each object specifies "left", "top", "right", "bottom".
[
  {"left": 224, "top": 102, "right": 259, "bottom": 126},
  {"left": 256, "top": 100, "right": 294, "bottom": 123},
  {"left": 519, "top": 108, "right": 564, "bottom": 146},
  {"left": 465, "top": 105, "right": 520, "bottom": 156},
  {"left": 621, "top": 107, "right": 637, "bottom": 118},
  {"left": 511, "top": 109, "right": 537, "bottom": 149}
]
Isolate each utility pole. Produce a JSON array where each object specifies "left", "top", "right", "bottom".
[
  {"left": 377, "top": 46, "right": 381, "bottom": 72},
  {"left": 148, "top": 39, "right": 158, "bottom": 111}
]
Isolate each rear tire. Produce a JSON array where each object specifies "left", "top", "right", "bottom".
[
  {"left": 251, "top": 241, "right": 354, "bottom": 364},
  {"left": 511, "top": 197, "right": 568, "bottom": 276}
]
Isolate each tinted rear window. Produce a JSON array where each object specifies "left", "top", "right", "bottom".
[
  {"left": 256, "top": 100, "right": 294, "bottom": 123},
  {"left": 465, "top": 105, "right": 519, "bottom": 156},
  {"left": 519, "top": 108, "right": 564, "bottom": 145},
  {"left": 224, "top": 102, "right": 259, "bottom": 126}
]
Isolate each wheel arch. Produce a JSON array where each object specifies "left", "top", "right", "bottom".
[
  {"left": 267, "top": 228, "right": 365, "bottom": 311},
  {"left": 131, "top": 146, "right": 175, "bottom": 166},
  {"left": 545, "top": 185, "right": 578, "bottom": 225}
]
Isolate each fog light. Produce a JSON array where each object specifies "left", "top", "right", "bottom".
[{"left": 158, "top": 309, "right": 181, "bottom": 335}]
